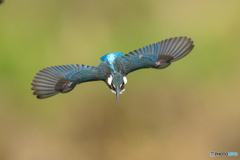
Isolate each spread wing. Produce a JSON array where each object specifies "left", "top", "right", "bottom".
[
  {"left": 120, "top": 37, "right": 194, "bottom": 74},
  {"left": 31, "top": 64, "right": 106, "bottom": 99}
]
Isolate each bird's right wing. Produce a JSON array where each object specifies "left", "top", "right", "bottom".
[
  {"left": 120, "top": 37, "right": 194, "bottom": 74},
  {"left": 31, "top": 64, "right": 106, "bottom": 99}
]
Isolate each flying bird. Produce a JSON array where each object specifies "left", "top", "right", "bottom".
[{"left": 31, "top": 37, "right": 194, "bottom": 101}]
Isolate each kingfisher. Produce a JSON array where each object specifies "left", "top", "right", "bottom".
[{"left": 31, "top": 37, "right": 194, "bottom": 101}]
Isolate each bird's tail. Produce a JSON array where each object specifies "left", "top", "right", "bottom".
[{"left": 31, "top": 66, "right": 76, "bottom": 99}]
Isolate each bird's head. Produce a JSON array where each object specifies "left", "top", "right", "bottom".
[{"left": 106, "top": 73, "right": 127, "bottom": 101}]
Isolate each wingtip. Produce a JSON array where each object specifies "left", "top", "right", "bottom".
[
  {"left": 159, "top": 36, "right": 194, "bottom": 62},
  {"left": 31, "top": 67, "right": 61, "bottom": 99}
]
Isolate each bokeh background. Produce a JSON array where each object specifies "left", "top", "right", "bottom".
[{"left": 1, "top": 0, "right": 240, "bottom": 159}]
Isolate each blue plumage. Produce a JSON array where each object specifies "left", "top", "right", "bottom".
[
  {"left": 31, "top": 37, "right": 194, "bottom": 101},
  {"left": 100, "top": 52, "right": 124, "bottom": 72},
  {"left": 100, "top": 52, "right": 124, "bottom": 62}
]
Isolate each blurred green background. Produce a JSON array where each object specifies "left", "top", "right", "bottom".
[{"left": 1, "top": 0, "right": 240, "bottom": 159}]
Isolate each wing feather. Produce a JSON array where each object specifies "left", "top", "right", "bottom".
[
  {"left": 120, "top": 37, "right": 194, "bottom": 74},
  {"left": 31, "top": 64, "right": 106, "bottom": 99}
]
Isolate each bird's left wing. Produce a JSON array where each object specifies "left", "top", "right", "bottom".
[
  {"left": 119, "top": 37, "right": 194, "bottom": 74},
  {"left": 31, "top": 64, "right": 106, "bottom": 99}
]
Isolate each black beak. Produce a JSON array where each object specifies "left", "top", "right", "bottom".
[{"left": 116, "top": 86, "right": 120, "bottom": 102}]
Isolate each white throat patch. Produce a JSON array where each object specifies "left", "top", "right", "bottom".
[
  {"left": 120, "top": 89, "right": 125, "bottom": 94},
  {"left": 111, "top": 89, "right": 116, "bottom": 94},
  {"left": 110, "top": 88, "right": 125, "bottom": 94}
]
